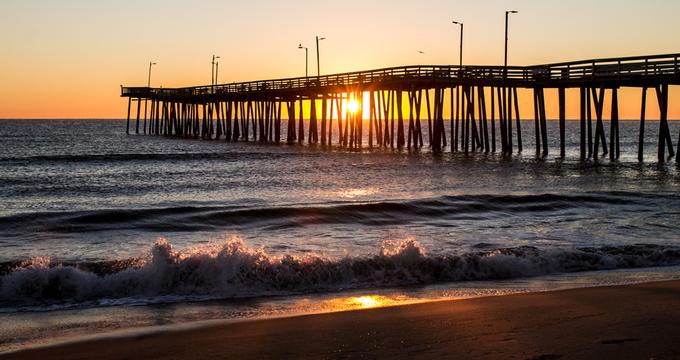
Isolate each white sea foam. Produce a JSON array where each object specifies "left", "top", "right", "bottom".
[{"left": 1, "top": 237, "right": 679, "bottom": 310}]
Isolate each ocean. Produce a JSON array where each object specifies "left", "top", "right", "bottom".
[{"left": 1, "top": 119, "right": 680, "bottom": 352}]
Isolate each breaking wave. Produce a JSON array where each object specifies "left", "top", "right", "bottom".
[{"left": 2, "top": 237, "right": 680, "bottom": 311}]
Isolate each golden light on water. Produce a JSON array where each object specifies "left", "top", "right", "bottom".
[
  {"left": 339, "top": 188, "right": 376, "bottom": 199},
  {"left": 327, "top": 295, "right": 417, "bottom": 311},
  {"left": 290, "top": 294, "right": 423, "bottom": 317},
  {"left": 349, "top": 296, "right": 382, "bottom": 308}
]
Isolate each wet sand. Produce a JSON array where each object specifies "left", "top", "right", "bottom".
[{"left": 3, "top": 280, "right": 680, "bottom": 360}]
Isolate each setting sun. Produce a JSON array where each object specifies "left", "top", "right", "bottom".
[{"left": 347, "top": 98, "right": 360, "bottom": 114}]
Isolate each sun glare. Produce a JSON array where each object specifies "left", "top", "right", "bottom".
[
  {"left": 349, "top": 296, "right": 382, "bottom": 308},
  {"left": 347, "top": 99, "right": 360, "bottom": 114}
]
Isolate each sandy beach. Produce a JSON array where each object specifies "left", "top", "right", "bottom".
[{"left": 3, "top": 280, "right": 679, "bottom": 360}]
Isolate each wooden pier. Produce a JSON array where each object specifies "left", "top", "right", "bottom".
[{"left": 122, "top": 53, "right": 680, "bottom": 162}]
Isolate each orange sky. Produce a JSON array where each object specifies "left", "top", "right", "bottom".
[{"left": 1, "top": 0, "right": 679, "bottom": 119}]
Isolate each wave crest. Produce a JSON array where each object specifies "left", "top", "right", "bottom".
[
  {"left": 1, "top": 237, "right": 680, "bottom": 309},
  {"left": 2, "top": 192, "right": 671, "bottom": 235}
]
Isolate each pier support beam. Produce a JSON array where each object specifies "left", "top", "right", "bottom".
[
  {"left": 286, "top": 101, "right": 296, "bottom": 144},
  {"left": 407, "top": 89, "right": 414, "bottom": 149},
  {"left": 395, "top": 90, "right": 403, "bottom": 148},
  {"left": 533, "top": 88, "right": 548, "bottom": 157},
  {"left": 579, "top": 88, "right": 586, "bottom": 161},
  {"left": 309, "top": 97, "right": 318, "bottom": 145},
  {"left": 226, "top": 101, "right": 233, "bottom": 141},
  {"left": 592, "top": 88, "right": 608, "bottom": 159},
  {"left": 337, "top": 94, "right": 345, "bottom": 147},
  {"left": 358, "top": 92, "right": 364, "bottom": 148},
  {"left": 135, "top": 98, "right": 141, "bottom": 135},
  {"left": 371, "top": 91, "right": 379, "bottom": 147},
  {"left": 498, "top": 87, "right": 507, "bottom": 154},
  {"left": 490, "top": 87, "right": 496, "bottom": 153},
  {"left": 610, "top": 88, "right": 620, "bottom": 160},
  {"left": 558, "top": 88, "right": 566, "bottom": 158},
  {"left": 464, "top": 87, "right": 473, "bottom": 154},
  {"left": 539, "top": 88, "right": 548, "bottom": 156},
  {"left": 425, "top": 90, "right": 432, "bottom": 148},
  {"left": 451, "top": 87, "right": 456, "bottom": 152},
  {"left": 513, "top": 88, "right": 522, "bottom": 153},
  {"left": 506, "top": 87, "right": 513, "bottom": 153},
  {"left": 321, "top": 95, "right": 328, "bottom": 146},
  {"left": 232, "top": 101, "right": 241, "bottom": 141},
  {"left": 414, "top": 90, "right": 424, "bottom": 148},
  {"left": 298, "top": 98, "right": 305, "bottom": 145},
  {"left": 327, "top": 95, "right": 334, "bottom": 146},
  {"left": 656, "top": 84, "right": 674, "bottom": 162},
  {"left": 454, "top": 87, "right": 461, "bottom": 152},
  {"left": 479, "top": 86, "right": 490, "bottom": 153},
  {"left": 533, "top": 88, "right": 541, "bottom": 156},
  {"left": 586, "top": 90, "right": 593, "bottom": 158},
  {"left": 126, "top": 98, "right": 131, "bottom": 135}
]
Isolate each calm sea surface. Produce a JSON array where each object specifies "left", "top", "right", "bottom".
[{"left": 1, "top": 119, "right": 680, "bottom": 351}]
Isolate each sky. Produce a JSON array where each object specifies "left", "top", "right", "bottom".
[{"left": 1, "top": 0, "right": 679, "bottom": 119}]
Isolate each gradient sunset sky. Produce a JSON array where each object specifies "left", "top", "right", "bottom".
[{"left": 1, "top": 0, "right": 679, "bottom": 119}]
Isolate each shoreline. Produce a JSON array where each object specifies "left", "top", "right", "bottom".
[{"left": 3, "top": 280, "right": 679, "bottom": 359}]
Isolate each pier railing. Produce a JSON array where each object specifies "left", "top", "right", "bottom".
[
  {"left": 122, "top": 53, "right": 680, "bottom": 99},
  {"left": 524, "top": 53, "right": 679, "bottom": 83}
]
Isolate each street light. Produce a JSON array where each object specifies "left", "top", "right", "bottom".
[
  {"left": 147, "top": 61, "right": 157, "bottom": 87},
  {"left": 316, "top": 36, "right": 326, "bottom": 77},
  {"left": 211, "top": 55, "right": 221, "bottom": 85},
  {"left": 504, "top": 10, "right": 518, "bottom": 77},
  {"left": 298, "top": 44, "right": 309, "bottom": 78},
  {"left": 452, "top": 21, "right": 464, "bottom": 68}
]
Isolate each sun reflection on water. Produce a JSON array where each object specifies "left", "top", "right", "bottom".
[
  {"left": 349, "top": 296, "right": 382, "bottom": 308},
  {"left": 320, "top": 294, "right": 421, "bottom": 312},
  {"left": 339, "top": 188, "right": 377, "bottom": 199}
]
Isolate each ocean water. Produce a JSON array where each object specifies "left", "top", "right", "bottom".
[{"left": 1, "top": 119, "right": 680, "bottom": 352}]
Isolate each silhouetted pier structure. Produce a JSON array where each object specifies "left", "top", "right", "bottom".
[{"left": 122, "top": 53, "right": 680, "bottom": 162}]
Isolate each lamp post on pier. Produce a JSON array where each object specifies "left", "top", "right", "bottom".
[
  {"left": 504, "top": 10, "right": 518, "bottom": 78},
  {"left": 147, "top": 61, "right": 157, "bottom": 87},
  {"left": 452, "top": 21, "right": 463, "bottom": 68},
  {"left": 144, "top": 61, "right": 157, "bottom": 135},
  {"left": 316, "top": 36, "right": 326, "bottom": 76},
  {"left": 298, "top": 44, "right": 309, "bottom": 78},
  {"left": 211, "top": 55, "right": 221, "bottom": 86}
]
